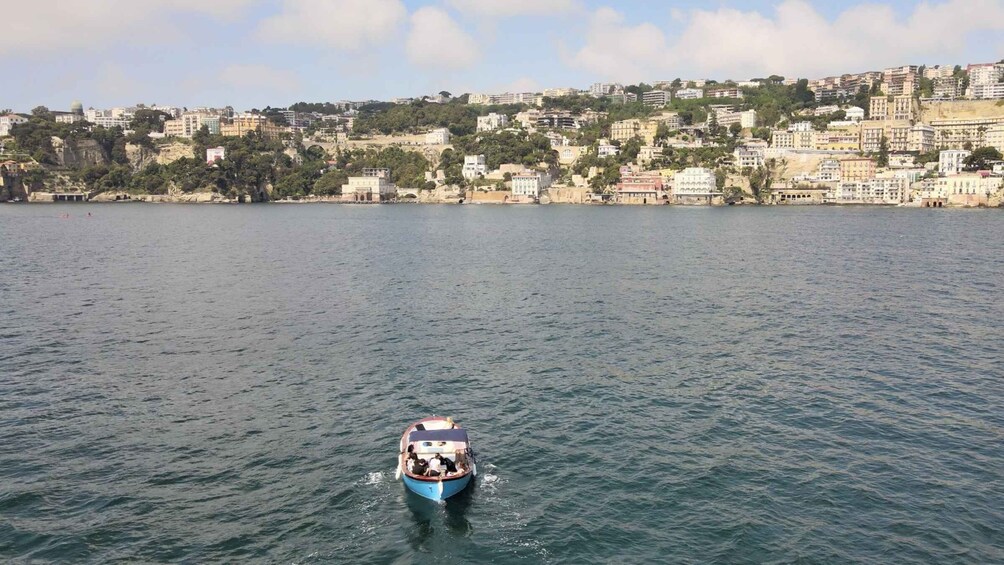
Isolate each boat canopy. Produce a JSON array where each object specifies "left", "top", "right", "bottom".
[{"left": 409, "top": 429, "right": 469, "bottom": 444}]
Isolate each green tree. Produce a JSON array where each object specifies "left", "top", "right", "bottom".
[
  {"left": 728, "top": 122, "right": 743, "bottom": 139},
  {"left": 877, "top": 136, "right": 889, "bottom": 168},
  {"left": 963, "top": 147, "right": 1003, "bottom": 170}
]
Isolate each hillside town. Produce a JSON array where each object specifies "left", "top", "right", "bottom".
[{"left": 2, "top": 62, "right": 1004, "bottom": 207}]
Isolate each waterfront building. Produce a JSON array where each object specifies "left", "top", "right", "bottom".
[
  {"left": 830, "top": 177, "right": 909, "bottom": 204},
  {"left": 341, "top": 168, "right": 397, "bottom": 202},
  {"left": 935, "top": 174, "right": 1003, "bottom": 197},
  {"left": 511, "top": 170, "right": 550, "bottom": 201},
  {"left": 672, "top": 167, "right": 719, "bottom": 202},
  {"left": 462, "top": 155, "right": 487, "bottom": 179},
  {"left": 939, "top": 149, "right": 971, "bottom": 176},
  {"left": 615, "top": 166, "right": 665, "bottom": 204}
]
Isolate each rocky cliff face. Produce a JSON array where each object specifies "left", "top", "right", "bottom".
[
  {"left": 125, "top": 142, "right": 195, "bottom": 171},
  {"left": 51, "top": 137, "right": 109, "bottom": 168}
]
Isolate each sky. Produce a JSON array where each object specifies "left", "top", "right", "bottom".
[{"left": 3, "top": 0, "right": 1004, "bottom": 112}]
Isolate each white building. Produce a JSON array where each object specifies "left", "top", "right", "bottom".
[
  {"left": 597, "top": 139, "right": 619, "bottom": 158},
  {"left": 477, "top": 113, "right": 509, "bottom": 132},
  {"left": 426, "top": 128, "right": 451, "bottom": 145},
  {"left": 939, "top": 149, "right": 971, "bottom": 176},
  {"left": 462, "top": 154, "right": 487, "bottom": 179},
  {"left": 818, "top": 159, "right": 841, "bottom": 182},
  {"left": 642, "top": 90, "right": 670, "bottom": 107},
  {"left": 734, "top": 146, "right": 765, "bottom": 169},
  {"left": 468, "top": 93, "right": 493, "bottom": 105},
  {"left": 968, "top": 83, "right": 1004, "bottom": 100},
  {"left": 341, "top": 168, "right": 397, "bottom": 202},
  {"left": 713, "top": 109, "right": 757, "bottom": 129},
  {"left": 511, "top": 171, "right": 551, "bottom": 200},
  {"left": 206, "top": 146, "right": 225, "bottom": 164},
  {"left": 934, "top": 174, "right": 1003, "bottom": 197},
  {"left": 830, "top": 177, "right": 909, "bottom": 203},
  {"left": 844, "top": 107, "right": 866, "bottom": 121},
  {"left": 674, "top": 88, "right": 703, "bottom": 100},
  {"left": 0, "top": 114, "right": 28, "bottom": 136},
  {"left": 673, "top": 167, "right": 718, "bottom": 196}
]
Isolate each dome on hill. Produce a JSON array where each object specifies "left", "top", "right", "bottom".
[{"left": 70, "top": 100, "right": 83, "bottom": 114}]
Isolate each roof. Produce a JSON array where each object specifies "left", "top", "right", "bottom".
[{"left": 409, "top": 429, "right": 469, "bottom": 444}]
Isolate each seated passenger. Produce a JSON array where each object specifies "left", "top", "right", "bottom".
[
  {"left": 412, "top": 458, "right": 428, "bottom": 476},
  {"left": 437, "top": 454, "right": 458, "bottom": 474},
  {"left": 426, "top": 456, "right": 442, "bottom": 477}
]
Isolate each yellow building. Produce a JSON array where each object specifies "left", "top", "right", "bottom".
[
  {"left": 839, "top": 157, "right": 876, "bottom": 181},
  {"left": 220, "top": 114, "right": 287, "bottom": 141},
  {"left": 611, "top": 119, "right": 659, "bottom": 144},
  {"left": 815, "top": 124, "right": 861, "bottom": 151}
]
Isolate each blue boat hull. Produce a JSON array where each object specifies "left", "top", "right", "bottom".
[{"left": 403, "top": 474, "right": 472, "bottom": 501}]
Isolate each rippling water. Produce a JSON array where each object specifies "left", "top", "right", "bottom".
[{"left": 1, "top": 204, "right": 1002, "bottom": 564}]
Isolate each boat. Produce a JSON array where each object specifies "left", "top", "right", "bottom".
[{"left": 396, "top": 416, "right": 476, "bottom": 501}]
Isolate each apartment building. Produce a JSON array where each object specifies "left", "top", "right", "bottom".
[
  {"left": 831, "top": 177, "right": 909, "bottom": 203},
  {"left": 839, "top": 158, "right": 877, "bottom": 181},
  {"left": 706, "top": 87, "right": 743, "bottom": 99},
  {"left": 477, "top": 112, "right": 509, "bottom": 132},
  {"left": 462, "top": 155, "right": 487, "bottom": 179},
  {"left": 674, "top": 88, "right": 703, "bottom": 100},
  {"left": 939, "top": 150, "right": 970, "bottom": 176},
  {"left": 712, "top": 109, "right": 757, "bottom": 129},
  {"left": 642, "top": 90, "right": 670, "bottom": 107},
  {"left": 881, "top": 65, "right": 919, "bottom": 96},
  {"left": 930, "top": 117, "right": 1004, "bottom": 149},
  {"left": 611, "top": 119, "right": 657, "bottom": 144}
]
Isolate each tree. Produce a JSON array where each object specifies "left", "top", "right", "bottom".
[
  {"left": 31, "top": 106, "right": 52, "bottom": 120},
  {"left": 877, "top": 136, "right": 889, "bottom": 168},
  {"left": 728, "top": 123, "right": 743, "bottom": 139},
  {"left": 439, "top": 91, "right": 452, "bottom": 98},
  {"left": 671, "top": 78, "right": 682, "bottom": 89},
  {"left": 715, "top": 168, "right": 727, "bottom": 191},
  {"left": 963, "top": 147, "right": 1003, "bottom": 171},
  {"left": 131, "top": 109, "right": 171, "bottom": 133}
]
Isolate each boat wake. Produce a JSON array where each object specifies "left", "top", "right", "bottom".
[{"left": 362, "top": 471, "right": 385, "bottom": 486}]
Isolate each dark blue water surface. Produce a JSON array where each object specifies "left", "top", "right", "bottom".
[{"left": 1, "top": 204, "right": 1002, "bottom": 564}]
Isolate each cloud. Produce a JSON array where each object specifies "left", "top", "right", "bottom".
[
  {"left": 405, "top": 7, "right": 481, "bottom": 70},
  {"left": 219, "top": 64, "right": 302, "bottom": 95},
  {"left": 446, "top": 0, "right": 578, "bottom": 17},
  {"left": 257, "top": 0, "right": 407, "bottom": 50},
  {"left": 499, "top": 77, "right": 541, "bottom": 93},
  {"left": 0, "top": 0, "right": 254, "bottom": 55},
  {"left": 565, "top": 0, "right": 1004, "bottom": 81}
]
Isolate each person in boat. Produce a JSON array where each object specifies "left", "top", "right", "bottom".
[
  {"left": 412, "top": 458, "right": 428, "bottom": 476},
  {"left": 426, "top": 456, "right": 441, "bottom": 477},
  {"left": 435, "top": 454, "right": 457, "bottom": 474},
  {"left": 406, "top": 452, "right": 418, "bottom": 472}
]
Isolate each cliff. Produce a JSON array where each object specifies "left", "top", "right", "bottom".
[
  {"left": 51, "top": 137, "right": 108, "bottom": 168},
  {"left": 125, "top": 141, "right": 195, "bottom": 171}
]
